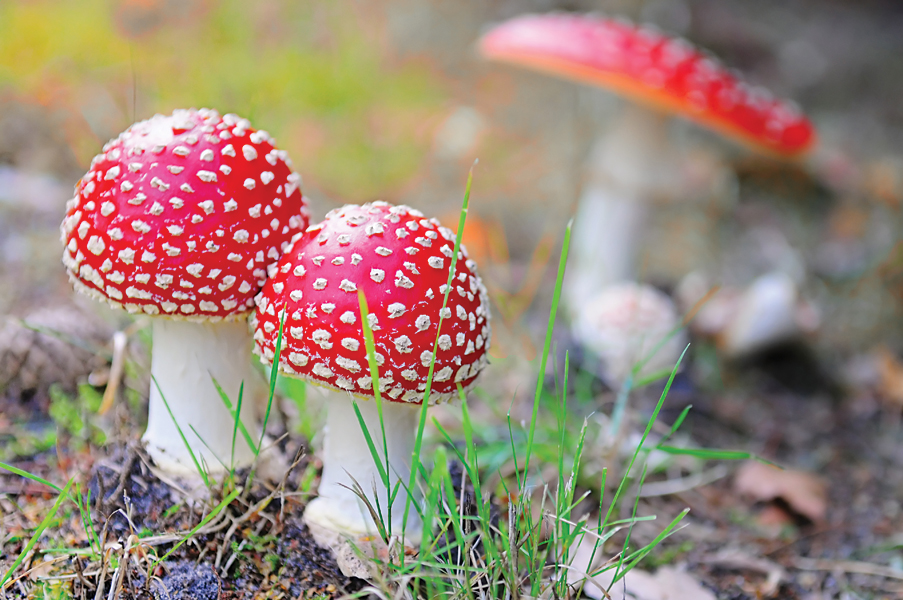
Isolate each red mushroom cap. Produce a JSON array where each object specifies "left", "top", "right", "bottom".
[
  {"left": 479, "top": 13, "right": 816, "bottom": 158},
  {"left": 252, "top": 202, "right": 491, "bottom": 405},
  {"left": 61, "top": 108, "right": 310, "bottom": 319}
]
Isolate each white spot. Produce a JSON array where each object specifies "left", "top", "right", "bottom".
[
  {"left": 321, "top": 303, "right": 335, "bottom": 313},
  {"left": 339, "top": 279, "right": 357, "bottom": 292},
  {"left": 331, "top": 257, "right": 345, "bottom": 266},
  {"left": 289, "top": 290, "right": 302, "bottom": 302},
  {"left": 222, "top": 299, "right": 237, "bottom": 310},
  {"left": 200, "top": 301, "right": 218, "bottom": 312},
  {"left": 198, "top": 200, "right": 214, "bottom": 214},
  {"left": 200, "top": 149, "right": 214, "bottom": 161},
  {"left": 388, "top": 302, "right": 406, "bottom": 318},
  {"left": 141, "top": 250, "right": 156, "bottom": 263},
  {"left": 394, "top": 335, "right": 413, "bottom": 354},
  {"left": 167, "top": 225, "right": 184, "bottom": 236},
  {"left": 396, "top": 228, "right": 409, "bottom": 239},
  {"left": 289, "top": 353, "right": 309, "bottom": 367},
  {"left": 104, "top": 166, "right": 121, "bottom": 180},
  {"left": 243, "top": 178, "right": 256, "bottom": 190},
  {"left": 366, "top": 222, "right": 385, "bottom": 236},
  {"left": 313, "top": 278, "right": 327, "bottom": 290},
  {"left": 222, "top": 144, "right": 236, "bottom": 157},
  {"left": 438, "top": 334, "right": 451, "bottom": 350},
  {"left": 150, "top": 177, "right": 169, "bottom": 191},
  {"left": 77, "top": 221, "right": 90, "bottom": 239},
  {"left": 197, "top": 170, "right": 217, "bottom": 183},
  {"left": 402, "top": 369, "right": 418, "bottom": 381},
  {"left": 340, "top": 311, "right": 356, "bottom": 324},
  {"left": 167, "top": 165, "right": 184, "bottom": 175},
  {"left": 149, "top": 202, "right": 164, "bottom": 216},
  {"left": 456, "top": 332, "right": 465, "bottom": 346},
  {"left": 238, "top": 281, "right": 252, "bottom": 293},
  {"left": 169, "top": 197, "right": 184, "bottom": 209},
  {"left": 311, "top": 255, "right": 324, "bottom": 266},
  {"left": 131, "top": 220, "right": 151, "bottom": 234},
  {"left": 120, "top": 181, "right": 133, "bottom": 192},
  {"left": 420, "top": 350, "right": 434, "bottom": 367},
  {"left": 249, "top": 204, "right": 262, "bottom": 218},
  {"left": 465, "top": 340, "right": 475, "bottom": 355},
  {"left": 440, "top": 307, "right": 451, "bottom": 319},
  {"left": 434, "top": 366, "right": 453, "bottom": 382},
  {"left": 172, "top": 146, "right": 190, "bottom": 156},
  {"left": 395, "top": 271, "right": 414, "bottom": 289},
  {"left": 417, "top": 315, "right": 431, "bottom": 332},
  {"left": 107, "top": 271, "right": 125, "bottom": 284},
  {"left": 336, "top": 356, "right": 361, "bottom": 373},
  {"left": 86, "top": 236, "right": 105, "bottom": 255},
  {"left": 233, "top": 230, "right": 249, "bottom": 243},
  {"left": 186, "top": 263, "right": 204, "bottom": 277},
  {"left": 224, "top": 199, "right": 238, "bottom": 212},
  {"left": 128, "top": 193, "right": 147, "bottom": 205},
  {"left": 293, "top": 264, "right": 306, "bottom": 277},
  {"left": 428, "top": 256, "right": 444, "bottom": 269},
  {"left": 351, "top": 253, "right": 362, "bottom": 265},
  {"left": 403, "top": 261, "right": 420, "bottom": 275},
  {"left": 218, "top": 275, "right": 236, "bottom": 291},
  {"left": 370, "top": 269, "right": 385, "bottom": 283},
  {"left": 119, "top": 248, "right": 136, "bottom": 264},
  {"left": 260, "top": 171, "right": 274, "bottom": 185},
  {"left": 242, "top": 145, "right": 258, "bottom": 161},
  {"left": 180, "top": 183, "right": 194, "bottom": 193},
  {"left": 342, "top": 338, "right": 360, "bottom": 351},
  {"left": 337, "top": 234, "right": 351, "bottom": 246},
  {"left": 375, "top": 246, "right": 392, "bottom": 256}
]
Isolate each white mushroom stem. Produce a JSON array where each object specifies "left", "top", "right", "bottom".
[
  {"left": 565, "top": 106, "right": 679, "bottom": 316},
  {"left": 143, "top": 319, "right": 263, "bottom": 477},
  {"left": 303, "top": 394, "right": 422, "bottom": 544}
]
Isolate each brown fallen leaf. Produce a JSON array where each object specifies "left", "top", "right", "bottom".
[
  {"left": 875, "top": 345, "right": 903, "bottom": 410},
  {"left": 733, "top": 460, "right": 827, "bottom": 523}
]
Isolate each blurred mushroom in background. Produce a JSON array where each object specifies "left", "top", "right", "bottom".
[{"left": 478, "top": 13, "right": 817, "bottom": 317}]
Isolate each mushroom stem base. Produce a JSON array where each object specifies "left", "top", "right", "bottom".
[
  {"left": 304, "top": 393, "right": 422, "bottom": 544},
  {"left": 143, "top": 319, "right": 264, "bottom": 477}
]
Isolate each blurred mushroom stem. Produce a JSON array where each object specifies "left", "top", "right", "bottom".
[
  {"left": 304, "top": 394, "right": 422, "bottom": 547},
  {"left": 565, "top": 106, "right": 678, "bottom": 315},
  {"left": 143, "top": 319, "right": 264, "bottom": 477}
]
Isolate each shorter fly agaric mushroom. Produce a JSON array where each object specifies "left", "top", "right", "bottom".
[
  {"left": 573, "top": 282, "right": 686, "bottom": 387},
  {"left": 253, "top": 201, "right": 491, "bottom": 542},
  {"left": 61, "top": 108, "right": 309, "bottom": 476},
  {"left": 479, "top": 14, "right": 817, "bottom": 312}
]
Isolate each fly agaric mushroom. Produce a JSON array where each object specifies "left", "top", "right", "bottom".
[
  {"left": 61, "top": 108, "right": 309, "bottom": 476},
  {"left": 252, "top": 201, "right": 491, "bottom": 543},
  {"left": 573, "top": 282, "right": 686, "bottom": 387},
  {"left": 479, "top": 13, "right": 817, "bottom": 312}
]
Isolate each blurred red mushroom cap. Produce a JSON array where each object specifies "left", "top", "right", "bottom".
[{"left": 479, "top": 13, "right": 817, "bottom": 157}]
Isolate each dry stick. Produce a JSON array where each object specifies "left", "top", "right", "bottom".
[{"left": 790, "top": 557, "right": 903, "bottom": 581}]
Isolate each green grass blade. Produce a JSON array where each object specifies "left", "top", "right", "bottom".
[
  {"left": 523, "top": 218, "right": 572, "bottom": 486},
  {"left": 0, "top": 462, "right": 63, "bottom": 494},
  {"left": 153, "top": 487, "right": 241, "bottom": 567},
  {"left": 212, "top": 376, "right": 255, "bottom": 452},
  {"left": 1, "top": 478, "right": 74, "bottom": 588},
  {"left": 152, "top": 375, "right": 210, "bottom": 488}
]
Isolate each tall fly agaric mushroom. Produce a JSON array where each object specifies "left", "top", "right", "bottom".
[
  {"left": 61, "top": 108, "right": 309, "bottom": 475},
  {"left": 252, "top": 201, "right": 491, "bottom": 543},
  {"left": 478, "top": 14, "right": 817, "bottom": 312}
]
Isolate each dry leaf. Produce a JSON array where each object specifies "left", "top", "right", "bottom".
[
  {"left": 734, "top": 460, "right": 827, "bottom": 523},
  {"left": 875, "top": 345, "right": 903, "bottom": 409},
  {"left": 567, "top": 535, "right": 715, "bottom": 600}
]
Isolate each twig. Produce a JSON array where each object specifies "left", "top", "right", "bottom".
[
  {"left": 790, "top": 557, "right": 903, "bottom": 581},
  {"left": 637, "top": 466, "right": 729, "bottom": 498}
]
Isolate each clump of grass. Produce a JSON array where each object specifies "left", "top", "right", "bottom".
[{"left": 1, "top": 171, "right": 757, "bottom": 599}]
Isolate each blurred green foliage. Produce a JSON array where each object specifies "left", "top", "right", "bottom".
[{"left": 0, "top": 0, "right": 447, "bottom": 199}]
